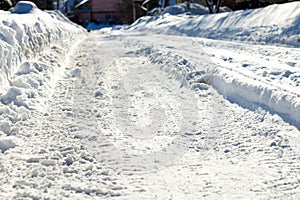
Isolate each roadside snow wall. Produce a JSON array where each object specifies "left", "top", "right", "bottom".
[
  {"left": 0, "top": 3, "right": 84, "bottom": 93},
  {"left": 0, "top": 2, "right": 86, "bottom": 135},
  {"left": 130, "top": 2, "right": 300, "bottom": 128},
  {"left": 131, "top": 2, "right": 300, "bottom": 47},
  {"left": 210, "top": 70, "right": 300, "bottom": 129}
]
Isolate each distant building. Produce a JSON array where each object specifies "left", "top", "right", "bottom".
[{"left": 73, "top": 0, "right": 121, "bottom": 25}]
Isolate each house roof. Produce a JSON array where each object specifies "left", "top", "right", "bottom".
[{"left": 75, "top": 0, "right": 90, "bottom": 8}]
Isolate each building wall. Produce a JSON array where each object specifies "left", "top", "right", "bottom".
[
  {"left": 73, "top": 0, "right": 92, "bottom": 24},
  {"left": 76, "top": 12, "right": 91, "bottom": 22},
  {"left": 73, "top": 0, "right": 122, "bottom": 24},
  {"left": 92, "top": 0, "right": 119, "bottom": 11},
  {"left": 91, "top": 0, "right": 120, "bottom": 23}
]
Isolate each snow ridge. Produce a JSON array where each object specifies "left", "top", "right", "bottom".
[
  {"left": 131, "top": 2, "right": 300, "bottom": 47},
  {"left": 130, "top": 2, "right": 300, "bottom": 129},
  {"left": 127, "top": 42, "right": 300, "bottom": 129},
  {"left": 211, "top": 72, "right": 300, "bottom": 129},
  {"left": 0, "top": 2, "right": 86, "bottom": 136}
]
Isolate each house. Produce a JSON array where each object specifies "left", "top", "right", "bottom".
[
  {"left": 71, "top": 0, "right": 146, "bottom": 26},
  {"left": 73, "top": 0, "right": 121, "bottom": 25}
]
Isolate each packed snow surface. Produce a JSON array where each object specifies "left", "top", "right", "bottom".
[{"left": 0, "top": 1, "right": 300, "bottom": 199}]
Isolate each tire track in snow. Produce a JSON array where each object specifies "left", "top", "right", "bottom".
[
  {"left": 39, "top": 32, "right": 300, "bottom": 199},
  {"left": 104, "top": 55, "right": 200, "bottom": 173},
  {"left": 67, "top": 33, "right": 225, "bottom": 197}
]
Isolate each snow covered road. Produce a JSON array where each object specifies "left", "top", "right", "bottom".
[
  {"left": 4, "top": 31, "right": 299, "bottom": 199},
  {"left": 1, "top": 2, "right": 300, "bottom": 199},
  {"left": 79, "top": 31, "right": 300, "bottom": 199}
]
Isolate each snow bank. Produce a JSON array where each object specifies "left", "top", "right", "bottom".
[
  {"left": 162, "top": 2, "right": 209, "bottom": 15},
  {"left": 211, "top": 69, "right": 300, "bottom": 128},
  {"left": 0, "top": 1, "right": 86, "bottom": 136},
  {"left": 162, "top": 2, "right": 229, "bottom": 16},
  {"left": 131, "top": 2, "right": 300, "bottom": 47},
  {"left": 130, "top": 2, "right": 300, "bottom": 128},
  {"left": 145, "top": 38, "right": 300, "bottom": 128}
]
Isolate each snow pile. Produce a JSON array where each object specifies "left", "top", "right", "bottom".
[
  {"left": 162, "top": 2, "right": 229, "bottom": 15},
  {"left": 0, "top": 2, "right": 86, "bottom": 136},
  {"left": 130, "top": 2, "right": 300, "bottom": 128},
  {"left": 162, "top": 2, "right": 209, "bottom": 15},
  {"left": 153, "top": 44, "right": 300, "bottom": 127},
  {"left": 131, "top": 2, "right": 300, "bottom": 47},
  {"left": 210, "top": 57, "right": 300, "bottom": 128}
]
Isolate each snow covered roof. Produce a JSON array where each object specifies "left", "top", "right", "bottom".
[{"left": 75, "top": 0, "right": 90, "bottom": 8}]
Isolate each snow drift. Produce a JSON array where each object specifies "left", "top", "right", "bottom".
[
  {"left": 130, "top": 2, "right": 300, "bottom": 128},
  {"left": 0, "top": 2, "right": 86, "bottom": 135},
  {"left": 131, "top": 2, "right": 300, "bottom": 47}
]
